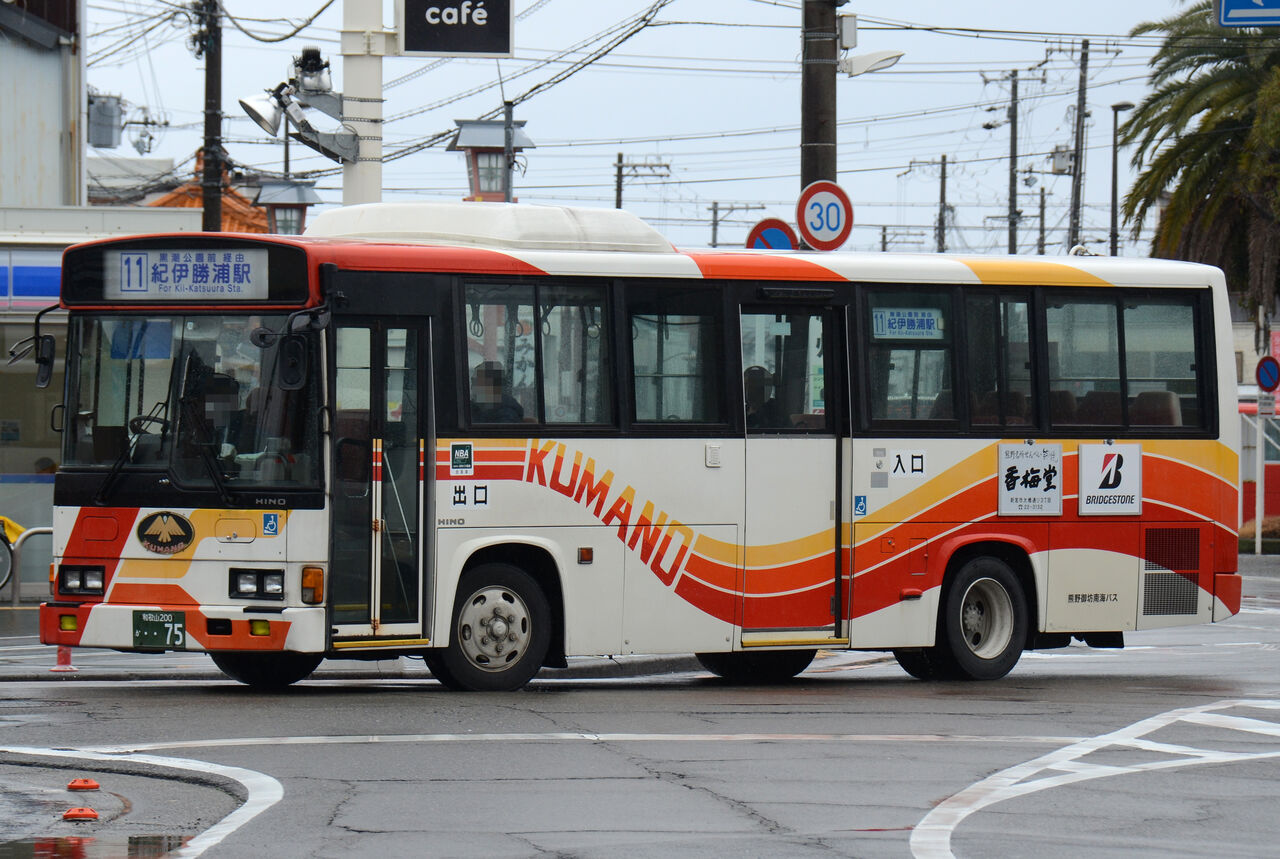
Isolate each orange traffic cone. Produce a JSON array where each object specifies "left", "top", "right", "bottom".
[{"left": 50, "top": 645, "right": 77, "bottom": 673}]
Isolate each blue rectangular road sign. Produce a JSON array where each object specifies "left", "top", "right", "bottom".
[{"left": 1219, "top": 0, "right": 1280, "bottom": 27}]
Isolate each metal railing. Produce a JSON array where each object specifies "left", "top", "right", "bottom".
[
  {"left": 5, "top": 526, "right": 51, "bottom": 606},
  {"left": 1240, "top": 414, "right": 1280, "bottom": 555}
]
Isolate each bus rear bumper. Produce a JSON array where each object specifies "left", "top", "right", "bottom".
[
  {"left": 1213, "top": 572, "right": 1243, "bottom": 621},
  {"left": 39, "top": 602, "right": 328, "bottom": 653}
]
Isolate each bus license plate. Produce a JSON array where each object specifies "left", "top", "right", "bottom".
[{"left": 132, "top": 610, "right": 187, "bottom": 649}]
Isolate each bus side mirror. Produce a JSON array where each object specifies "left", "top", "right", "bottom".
[
  {"left": 35, "top": 335, "right": 56, "bottom": 389},
  {"left": 277, "top": 335, "right": 307, "bottom": 391}
]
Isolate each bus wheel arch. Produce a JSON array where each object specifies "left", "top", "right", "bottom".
[
  {"left": 460, "top": 542, "right": 565, "bottom": 668},
  {"left": 894, "top": 540, "right": 1035, "bottom": 682},
  {"left": 938, "top": 544, "right": 1032, "bottom": 680}
]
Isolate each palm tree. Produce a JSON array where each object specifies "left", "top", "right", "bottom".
[{"left": 1122, "top": 1, "right": 1280, "bottom": 329}]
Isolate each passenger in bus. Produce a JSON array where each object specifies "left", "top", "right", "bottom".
[
  {"left": 471, "top": 361, "right": 524, "bottom": 423},
  {"left": 744, "top": 365, "right": 785, "bottom": 429}
]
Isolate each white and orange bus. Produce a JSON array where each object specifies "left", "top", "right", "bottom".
[{"left": 32, "top": 202, "right": 1240, "bottom": 690}]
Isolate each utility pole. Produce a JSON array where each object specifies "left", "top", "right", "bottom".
[
  {"left": 614, "top": 154, "right": 670, "bottom": 209},
  {"left": 936, "top": 154, "right": 947, "bottom": 253},
  {"left": 709, "top": 202, "right": 765, "bottom": 247},
  {"left": 1067, "top": 39, "right": 1089, "bottom": 249},
  {"left": 1007, "top": 69, "right": 1018, "bottom": 254},
  {"left": 800, "top": 0, "right": 842, "bottom": 189},
  {"left": 503, "top": 101, "right": 514, "bottom": 204},
  {"left": 198, "top": 0, "right": 222, "bottom": 232},
  {"left": 1038, "top": 186, "right": 1047, "bottom": 255},
  {"left": 615, "top": 153, "right": 623, "bottom": 209}
]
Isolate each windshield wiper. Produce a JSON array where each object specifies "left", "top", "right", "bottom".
[
  {"left": 93, "top": 402, "right": 169, "bottom": 506},
  {"left": 177, "top": 389, "right": 235, "bottom": 507}
]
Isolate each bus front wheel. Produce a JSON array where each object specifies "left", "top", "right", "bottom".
[
  {"left": 937, "top": 556, "right": 1027, "bottom": 681},
  {"left": 438, "top": 563, "right": 551, "bottom": 692},
  {"left": 210, "top": 652, "right": 322, "bottom": 689},
  {"left": 696, "top": 649, "right": 815, "bottom": 684}
]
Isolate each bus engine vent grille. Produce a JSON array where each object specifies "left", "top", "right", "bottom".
[
  {"left": 1143, "top": 572, "right": 1199, "bottom": 616},
  {"left": 1143, "top": 527, "right": 1199, "bottom": 573}
]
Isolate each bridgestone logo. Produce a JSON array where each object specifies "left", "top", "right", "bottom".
[{"left": 1084, "top": 495, "right": 1136, "bottom": 505}]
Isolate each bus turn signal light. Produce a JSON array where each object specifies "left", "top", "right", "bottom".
[{"left": 301, "top": 566, "right": 324, "bottom": 604}]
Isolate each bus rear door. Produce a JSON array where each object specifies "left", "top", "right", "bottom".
[{"left": 740, "top": 306, "right": 848, "bottom": 647}]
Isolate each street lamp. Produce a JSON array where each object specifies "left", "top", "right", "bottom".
[
  {"left": 838, "top": 49, "right": 904, "bottom": 78},
  {"left": 1110, "top": 100, "right": 1136, "bottom": 256}
]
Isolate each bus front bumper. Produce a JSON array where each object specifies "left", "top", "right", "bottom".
[{"left": 39, "top": 602, "right": 328, "bottom": 653}]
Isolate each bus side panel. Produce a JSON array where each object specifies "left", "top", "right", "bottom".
[{"left": 432, "top": 437, "right": 745, "bottom": 657}]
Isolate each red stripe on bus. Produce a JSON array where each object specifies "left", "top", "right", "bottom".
[{"left": 684, "top": 251, "right": 848, "bottom": 281}]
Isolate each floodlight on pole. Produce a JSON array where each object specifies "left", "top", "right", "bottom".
[
  {"left": 239, "top": 88, "right": 284, "bottom": 137},
  {"left": 237, "top": 48, "right": 359, "bottom": 164}
]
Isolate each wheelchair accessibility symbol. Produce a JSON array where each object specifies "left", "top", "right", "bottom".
[
  {"left": 262, "top": 513, "right": 279, "bottom": 536},
  {"left": 854, "top": 496, "right": 868, "bottom": 517}
]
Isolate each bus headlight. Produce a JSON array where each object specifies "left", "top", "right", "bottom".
[
  {"left": 229, "top": 568, "right": 286, "bottom": 600},
  {"left": 59, "top": 566, "right": 105, "bottom": 596}
]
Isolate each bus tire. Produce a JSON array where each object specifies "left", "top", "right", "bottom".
[
  {"left": 422, "top": 651, "right": 465, "bottom": 691},
  {"left": 892, "top": 648, "right": 955, "bottom": 680},
  {"left": 695, "top": 649, "right": 816, "bottom": 684},
  {"left": 438, "top": 564, "right": 550, "bottom": 692},
  {"left": 937, "top": 556, "right": 1027, "bottom": 681},
  {"left": 210, "top": 652, "right": 322, "bottom": 689}
]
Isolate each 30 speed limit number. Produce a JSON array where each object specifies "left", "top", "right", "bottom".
[{"left": 795, "top": 180, "right": 853, "bottom": 251}]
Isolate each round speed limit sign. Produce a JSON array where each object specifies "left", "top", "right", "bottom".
[{"left": 795, "top": 180, "right": 853, "bottom": 251}]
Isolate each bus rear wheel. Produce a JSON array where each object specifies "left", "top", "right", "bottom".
[
  {"left": 695, "top": 649, "right": 816, "bottom": 684},
  {"left": 210, "top": 652, "right": 322, "bottom": 689},
  {"left": 437, "top": 564, "right": 550, "bottom": 692},
  {"left": 937, "top": 556, "right": 1027, "bottom": 681}
]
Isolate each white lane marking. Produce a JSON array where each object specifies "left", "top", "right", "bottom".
[
  {"left": 82, "top": 732, "right": 1086, "bottom": 754},
  {"left": 909, "top": 699, "right": 1280, "bottom": 859},
  {"left": 0, "top": 745, "right": 282, "bottom": 858}
]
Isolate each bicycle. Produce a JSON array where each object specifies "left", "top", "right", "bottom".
[{"left": 0, "top": 515, "right": 23, "bottom": 593}]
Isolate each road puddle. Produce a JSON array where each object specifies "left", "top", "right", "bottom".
[{"left": 0, "top": 834, "right": 188, "bottom": 857}]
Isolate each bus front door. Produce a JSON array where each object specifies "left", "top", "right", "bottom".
[
  {"left": 330, "top": 322, "right": 432, "bottom": 644},
  {"left": 740, "top": 308, "right": 847, "bottom": 647}
]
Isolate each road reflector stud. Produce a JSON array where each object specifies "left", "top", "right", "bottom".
[
  {"left": 63, "top": 807, "right": 99, "bottom": 821},
  {"left": 67, "top": 779, "right": 100, "bottom": 791},
  {"left": 51, "top": 645, "right": 78, "bottom": 673}
]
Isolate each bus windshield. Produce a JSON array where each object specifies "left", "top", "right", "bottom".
[{"left": 63, "top": 314, "right": 320, "bottom": 490}]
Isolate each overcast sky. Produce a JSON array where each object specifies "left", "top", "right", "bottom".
[{"left": 84, "top": 0, "right": 1192, "bottom": 253}]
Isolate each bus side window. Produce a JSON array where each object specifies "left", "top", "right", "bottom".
[
  {"left": 463, "top": 282, "right": 613, "bottom": 426},
  {"left": 866, "top": 290, "right": 955, "bottom": 424},
  {"left": 628, "top": 286, "right": 726, "bottom": 424},
  {"left": 1124, "top": 300, "right": 1201, "bottom": 429},
  {"left": 463, "top": 284, "right": 536, "bottom": 425},
  {"left": 966, "top": 293, "right": 1035, "bottom": 429}
]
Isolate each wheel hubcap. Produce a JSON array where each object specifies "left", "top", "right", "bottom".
[
  {"left": 458, "top": 586, "right": 531, "bottom": 672},
  {"left": 959, "top": 577, "right": 1013, "bottom": 659}
]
